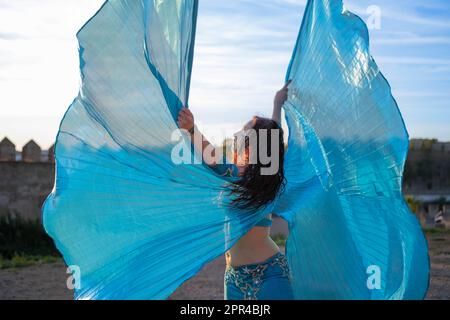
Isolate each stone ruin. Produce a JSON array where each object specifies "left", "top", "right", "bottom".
[{"left": 0, "top": 137, "right": 54, "bottom": 163}]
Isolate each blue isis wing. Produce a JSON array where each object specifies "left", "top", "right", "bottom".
[
  {"left": 276, "top": 0, "right": 430, "bottom": 300},
  {"left": 42, "top": 0, "right": 271, "bottom": 300}
]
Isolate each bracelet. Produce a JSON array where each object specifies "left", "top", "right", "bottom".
[{"left": 188, "top": 126, "right": 195, "bottom": 134}]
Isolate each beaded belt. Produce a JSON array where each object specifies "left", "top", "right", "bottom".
[{"left": 224, "top": 252, "right": 292, "bottom": 300}]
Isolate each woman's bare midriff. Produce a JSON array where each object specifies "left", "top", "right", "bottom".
[{"left": 226, "top": 224, "right": 280, "bottom": 267}]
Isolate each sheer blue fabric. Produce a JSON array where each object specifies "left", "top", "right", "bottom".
[{"left": 42, "top": 0, "right": 429, "bottom": 300}]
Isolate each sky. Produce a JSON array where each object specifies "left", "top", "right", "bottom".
[{"left": 0, "top": 0, "right": 449, "bottom": 149}]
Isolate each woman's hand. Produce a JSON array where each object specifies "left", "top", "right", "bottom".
[
  {"left": 272, "top": 80, "right": 291, "bottom": 124},
  {"left": 177, "top": 107, "right": 217, "bottom": 165},
  {"left": 177, "top": 107, "right": 195, "bottom": 132},
  {"left": 274, "top": 81, "right": 291, "bottom": 108}
]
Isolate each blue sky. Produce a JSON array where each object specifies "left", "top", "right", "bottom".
[{"left": 0, "top": 0, "right": 449, "bottom": 149}]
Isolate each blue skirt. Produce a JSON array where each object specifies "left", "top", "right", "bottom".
[{"left": 224, "top": 252, "right": 294, "bottom": 300}]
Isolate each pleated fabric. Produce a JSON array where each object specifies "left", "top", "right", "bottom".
[
  {"left": 276, "top": 0, "right": 429, "bottom": 299},
  {"left": 42, "top": 0, "right": 429, "bottom": 300}
]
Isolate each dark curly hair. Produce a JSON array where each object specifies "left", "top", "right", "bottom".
[{"left": 228, "top": 116, "right": 286, "bottom": 212}]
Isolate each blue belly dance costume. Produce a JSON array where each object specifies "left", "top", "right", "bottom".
[
  {"left": 213, "top": 162, "right": 294, "bottom": 300},
  {"left": 225, "top": 252, "right": 294, "bottom": 300},
  {"left": 42, "top": 0, "right": 429, "bottom": 300}
]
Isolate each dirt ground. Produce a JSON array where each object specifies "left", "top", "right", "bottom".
[{"left": 0, "top": 233, "right": 449, "bottom": 300}]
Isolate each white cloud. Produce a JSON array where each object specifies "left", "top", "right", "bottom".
[{"left": 0, "top": 0, "right": 104, "bottom": 147}]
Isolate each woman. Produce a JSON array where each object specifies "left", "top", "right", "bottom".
[{"left": 177, "top": 82, "right": 294, "bottom": 300}]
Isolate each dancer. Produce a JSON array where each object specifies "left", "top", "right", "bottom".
[{"left": 177, "top": 83, "right": 293, "bottom": 300}]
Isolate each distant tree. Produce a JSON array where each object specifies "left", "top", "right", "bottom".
[
  {"left": 421, "top": 139, "right": 438, "bottom": 151},
  {"left": 437, "top": 196, "right": 447, "bottom": 208},
  {"left": 405, "top": 196, "right": 421, "bottom": 214},
  {"left": 403, "top": 161, "right": 414, "bottom": 184}
]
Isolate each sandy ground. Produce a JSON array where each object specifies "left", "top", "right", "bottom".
[{"left": 0, "top": 233, "right": 449, "bottom": 300}]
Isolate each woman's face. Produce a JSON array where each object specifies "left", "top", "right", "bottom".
[{"left": 233, "top": 118, "right": 257, "bottom": 170}]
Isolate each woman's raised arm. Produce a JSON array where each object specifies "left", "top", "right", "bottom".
[
  {"left": 177, "top": 107, "right": 218, "bottom": 166},
  {"left": 272, "top": 80, "right": 291, "bottom": 125}
]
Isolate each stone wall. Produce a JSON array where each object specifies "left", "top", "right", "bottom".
[
  {"left": 0, "top": 162, "right": 54, "bottom": 221},
  {"left": 0, "top": 137, "right": 448, "bottom": 225},
  {"left": 404, "top": 147, "right": 450, "bottom": 195}
]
